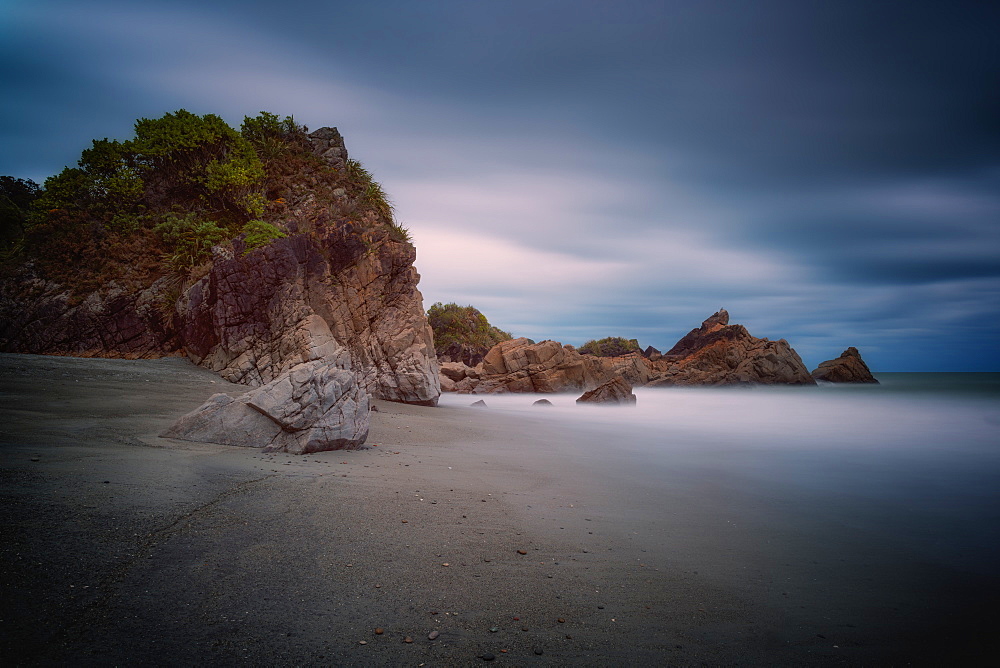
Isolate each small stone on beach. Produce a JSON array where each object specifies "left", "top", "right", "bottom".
[
  {"left": 517, "top": 549, "right": 527, "bottom": 555},
  {"left": 428, "top": 630, "right": 439, "bottom": 640},
  {"left": 403, "top": 636, "right": 413, "bottom": 643},
  {"left": 375, "top": 628, "right": 384, "bottom": 635}
]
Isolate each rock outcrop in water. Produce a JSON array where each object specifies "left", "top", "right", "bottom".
[
  {"left": 646, "top": 309, "right": 815, "bottom": 386},
  {"left": 439, "top": 310, "right": 815, "bottom": 393},
  {"left": 811, "top": 347, "right": 878, "bottom": 383}
]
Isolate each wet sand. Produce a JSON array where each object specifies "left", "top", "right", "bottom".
[{"left": 1, "top": 353, "right": 995, "bottom": 666}]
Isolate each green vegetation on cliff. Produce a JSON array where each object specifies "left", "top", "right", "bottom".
[
  {"left": 427, "top": 302, "right": 512, "bottom": 364},
  {"left": 1, "top": 109, "right": 407, "bottom": 292},
  {"left": 578, "top": 336, "right": 641, "bottom": 357},
  {"left": 0, "top": 177, "right": 40, "bottom": 258}
]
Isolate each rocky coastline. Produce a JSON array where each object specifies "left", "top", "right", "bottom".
[{"left": 1, "top": 119, "right": 876, "bottom": 454}]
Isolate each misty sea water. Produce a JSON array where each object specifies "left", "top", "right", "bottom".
[{"left": 439, "top": 373, "right": 1000, "bottom": 661}]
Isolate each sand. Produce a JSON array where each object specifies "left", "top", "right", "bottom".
[{"left": 1, "top": 353, "right": 993, "bottom": 666}]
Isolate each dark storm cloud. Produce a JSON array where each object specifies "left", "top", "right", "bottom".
[{"left": 2, "top": 0, "right": 998, "bottom": 370}]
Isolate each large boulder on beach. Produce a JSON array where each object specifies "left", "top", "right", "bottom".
[
  {"left": 471, "top": 337, "right": 613, "bottom": 393},
  {"left": 647, "top": 309, "right": 815, "bottom": 386},
  {"left": 161, "top": 358, "right": 369, "bottom": 453},
  {"left": 576, "top": 376, "right": 637, "bottom": 405},
  {"left": 811, "top": 347, "right": 878, "bottom": 383}
]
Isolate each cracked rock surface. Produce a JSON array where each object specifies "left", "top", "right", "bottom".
[{"left": 162, "top": 357, "right": 370, "bottom": 453}]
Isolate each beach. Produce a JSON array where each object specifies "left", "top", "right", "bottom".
[{"left": 2, "top": 353, "right": 998, "bottom": 666}]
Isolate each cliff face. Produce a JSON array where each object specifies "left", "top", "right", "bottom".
[
  {"left": 0, "top": 124, "right": 440, "bottom": 407},
  {"left": 179, "top": 227, "right": 439, "bottom": 404},
  {"left": 0, "top": 228, "right": 439, "bottom": 405}
]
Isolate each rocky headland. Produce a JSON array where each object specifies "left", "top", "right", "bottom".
[
  {"left": 0, "top": 111, "right": 438, "bottom": 451},
  {"left": 438, "top": 309, "right": 819, "bottom": 394},
  {"left": 2, "top": 111, "right": 878, "bottom": 453}
]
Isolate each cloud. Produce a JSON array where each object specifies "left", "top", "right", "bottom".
[{"left": 2, "top": 0, "right": 998, "bottom": 371}]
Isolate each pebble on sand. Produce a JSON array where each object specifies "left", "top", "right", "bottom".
[
  {"left": 517, "top": 549, "right": 527, "bottom": 555},
  {"left": 403, "top": 636, "right": 413, "bottom": 643},
  {"left": 428, "top": 630, "right": 440, "bottom": 640},
  {"left": 374, "top": 628, "right": 384, "bottom": 635}
]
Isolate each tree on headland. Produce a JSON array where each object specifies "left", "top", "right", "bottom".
[
  {"left": 0, "top": 177, "right": 40, "bottom": 256},
  {"left": 0, "top": 109, "right": 405, "bottom": 290},
  {"left": 577, "top": 336, "right": 641, "bottom": 357},
  {"left": 427, "top": 302, "right": 512, "bottom": 366}
]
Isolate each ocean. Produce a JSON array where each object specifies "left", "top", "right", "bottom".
[{"left": 439, "top": 374, "right": 1000, "bottom": 660}]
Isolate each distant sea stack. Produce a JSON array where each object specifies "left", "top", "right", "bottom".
[
  {"left": 811, "top": 347, "right": 878, "bottom": 383},
  {"left": 0, "top": 111, "right": 440, "bottom": 454},
  {"left": 645, "top": 309, "right": 815, "bottom": 386}
]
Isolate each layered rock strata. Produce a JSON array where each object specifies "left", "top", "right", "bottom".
[
  {"left": 471, "top": 338, "right": 611, "bottom": 394},
  {"left": 811, "top": 347, "right": 878, "bottom": 383}
]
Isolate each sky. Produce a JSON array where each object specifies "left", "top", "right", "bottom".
[{"left": 2, "top": 0, "right": 998, "bottom": 371}]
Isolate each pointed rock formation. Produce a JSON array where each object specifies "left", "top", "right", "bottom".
[
  {"left": 161, "top": 357, "right": 370, "bottom": 453},
  {"left": 648, "top": 310, "right": 815, "bottom": 386},
  {"left": 576, "top": 376, "right": 637, "bottom": 405},
  {"left": 811, "top": 347, "right": 878, "bottom": 383}
]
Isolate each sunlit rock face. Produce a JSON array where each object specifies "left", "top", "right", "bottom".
[
  {"left": 472, "top": 338, "right": 613, "bottom": 394},
  {"left": 646, "top": 310, "right": 815, "bottom": 386},
  {"left": 811, "top": 347, "right": 878, "bottom": 383}
]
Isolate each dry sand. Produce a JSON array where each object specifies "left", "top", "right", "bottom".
[{"left": 0, "top": 353, "right": 992, "bottom": 666}]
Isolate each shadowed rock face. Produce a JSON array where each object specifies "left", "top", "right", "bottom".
[
  {"left": 0, "top": 227, "right": 439, "bottom": 407},
  {"left": 811, "top": 347, "right": 878, "bottom": 383},
  {"left": 180, "top": 229, "right": 439, "bottom": 405}
]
